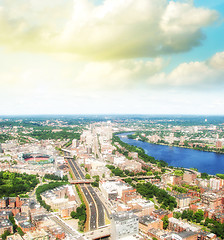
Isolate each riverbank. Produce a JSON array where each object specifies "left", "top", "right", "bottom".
[
  {"left": 117, "top": 133, "right": 224, "bottom": 175},
  {"left": 139, "top": 139, "right": 224, "bottom": 154},
  {"left": 128, "top": 132, "right": 224, "bottom": 155}
]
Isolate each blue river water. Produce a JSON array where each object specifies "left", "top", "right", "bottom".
[{"left": 118, "top": 133, "right": 224, "bottom": 175}]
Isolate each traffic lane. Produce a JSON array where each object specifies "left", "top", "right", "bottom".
[
  {"left": 81, "top": 186, "right": 97, "bottom": 230},
  {"left": 68, "top": 159, "right": 81, "bottom": 180},
  {"left": 87, "top": 186, "right": 105, "bottom": 227},
  {"left": 72, "top": 160, "right": 85, "bottom": 179},
  {"left": 68, "top": 161, "right": 80, "bottom": 180},
  {"left": 69, "top": 159, "right": 97, "bottom": 230},
  {"left": 69, "top": 159, "right": 103, "bottom": 228}
]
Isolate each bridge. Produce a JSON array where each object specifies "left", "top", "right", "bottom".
[
  {"left": 84, "top": 225, "right": 111, "bottom": 240},
  {"left": 61, "top": 149, "right": 72, "bottom": 156},
  {"left": 69, "top": 179, "right": 94, "bottom": 184}
]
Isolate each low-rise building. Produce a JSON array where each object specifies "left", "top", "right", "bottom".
[
  {"left": 119, "top": 160, "right": 142, "bottom": 173},
  {"left": 100, "top": 180, "right": 134, "bottom": 201},
  {"left": 40, "top": 185, "right": 77, "bottom": 217},
  {"left": 172, "top": 231, "right": 198, "bottom": 240},
  {"left": 198, "top": 231, "right": 216, "bottom": 240},
  {"left": 139, "top": 215, "right": 163, "bottom": 234},
  {"left": 0, "top": 218, "right": 13, "bottom": 235},
  {"left": 127, "top": 199, "right": 155, "bottom": 217},
  {"left": 201, "top": 192, "right": 222, "bottom": 209},
  {"left": 6, "top": 233, "right": 23, "bottom": 240},
  {"left": 182, "top": 171, "right": 197, "bottom": 184},
  {"left": 168, "top": 217, "right": 200, "bottom": 233},
  {"left": 152, "top": 209, "right": 173, "bottom": 220},
  {"left": 147, "top": 228, "right": 172, "bottom": 240},
  {"left": 19, "top": 221, "right": 35, "bottom": 233},
  {"left": 175, "top": 194, "right": 191, "bottom": 208},
  {"left": 128, "top": 152, "right": 138, "bottom": 159},
  {"left": 23, "top": 229, "right": 49, "bottom": 240}
]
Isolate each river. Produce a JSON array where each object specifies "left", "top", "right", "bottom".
[{"left": 118, "top": 133, "right": 224, "bottom": 175}]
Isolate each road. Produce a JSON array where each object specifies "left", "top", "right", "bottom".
[
  {"left": 50, "top": 214, "right": 86, "bottom": 240},
  {"left": 87, "top": 185, "right": 105, "bottom": 227},
  {"left": 67, "top": 157, "right": 105, "bottom": 231}
]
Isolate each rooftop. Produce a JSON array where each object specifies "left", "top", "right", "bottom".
[
  {"left": 174, "top": 231, "right": 198, "bottom": 239},
  {"left": 139, "top": 215, "right": 158, "bottom": 225},
  {"left": 111, "top": 211, "right": 138, "bottom": 222},
  {"left": 169, "top": 217, "right": 200, "bottom": 232},
  {"left": 101, "top": 180, "right": 133, "bottom": 194},
  {"left": 19, "top": 221, "right": 35, "bottom": 229},
  {"left": 0, "top": 218, "right": 13, "bottom": 228}
]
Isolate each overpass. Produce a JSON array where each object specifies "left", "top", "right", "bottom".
[
  {"left": 69, "top": 179, "right": 94, "bottom": 184},
  {"left": 84, "top": 225, "right": 111, "bottom": 240},
  {"left": 61, "top": 148, "right": 72, "bottom": 156}
]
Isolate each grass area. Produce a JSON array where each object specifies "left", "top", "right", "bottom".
[
  {"left": 104, "top": 210, "right": 111, "bottom": 225},
  {"left": 69, "top": 171, "right": 74, "bottom": 179}
]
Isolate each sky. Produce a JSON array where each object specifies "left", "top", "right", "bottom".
[{"left": 0, "top": 0, "right": 224, "bottom": 115}]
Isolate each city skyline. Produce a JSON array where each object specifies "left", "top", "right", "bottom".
[{"left": 0, "top": 0, "right": 224, "bottom": 115}]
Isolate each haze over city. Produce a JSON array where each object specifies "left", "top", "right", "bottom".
[
  {"left": 0, "top": 0, "right": 224, "bottom": 115},
  {"left": 1, "top": 2, "right": 224, "bottom": 239}
]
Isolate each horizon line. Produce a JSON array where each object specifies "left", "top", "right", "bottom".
[{"left": 1, "top": 114, "right": 224, "bottom": 117}]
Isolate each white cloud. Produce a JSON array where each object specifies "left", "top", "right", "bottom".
[
  {"left": 209, "top": 51, "right": 224, "bottom": 70},
  {"left": 74, "top": 58, "right": 165, "bottom": 89},
  {"left": 0, "top": 0, "right": 218, "bottom": 59},
  {"left": 1, "top": 51, "right": 223, "bottom": 94},
  {"left": 147, "top": 51, "right": 224, "bottom": 88},
  {"left": 0, "top": 54, "right": 165, "bottom": 94}
]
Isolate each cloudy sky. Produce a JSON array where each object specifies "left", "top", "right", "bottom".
[{"left": 0, "top": 0, "right": 224, "bottom": 115}]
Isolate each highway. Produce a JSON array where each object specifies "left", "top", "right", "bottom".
[
  {"left": 67, "top": 157, "right": 105, "bottom": 231},
  {"left": 81, "top": 185, "right": 97, "bottom": 230},
  {"left": 87, "top": 185, "right": 105, "bottom": 227}
]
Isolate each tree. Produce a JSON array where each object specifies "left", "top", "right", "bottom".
[
  {"left": 1, "top": 230, "right": 11, "bottom": 240},
  {"left": 124, "top": 178, "right": 132, "bottom": 185},
  {"left": 181, "top": 210, "right": 188, "bottom": 219},
  {"left": 162, "top": 216, "right": 169, "bottom": 230},
  {"left": 194, "top": 209, "right": 204, "bottom": 223},
  {"left": 3, "top": 171, "right": 10, "bottom": 179},
  {"left": 168, "top": 203, "right": 174, "bottom": 211},
  {"left": 201, "top": 172, "right": 209, "bottom": 179},
  {"left": 161, "top": 204, "right": 166, "bottom": 210},
  {"left": 93, "top": 175, "right": 100, "bottom": 182},
  {"left": 71, "top": 211, "right": 77, "bottom": 219},
  {"left": 85, "top": 174, "right": 91, "bottom": 179},
  {"left": 174, "top": 170, "right": 184, "bottom": 176},
  {"left": 173, "top": 212, "right": 181, "bottom": 219},
  {"left": 91, "top": 181, "right": 99, "bottom": 187},
  {"left": 187, "top": 210, "right": 194, "bottom": 221},
  {"left": 17, "top": 227, "right": 24, "bottom": 236},
  {"left": 147, "top": 171, "right": 153, "bottom": 176}
]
